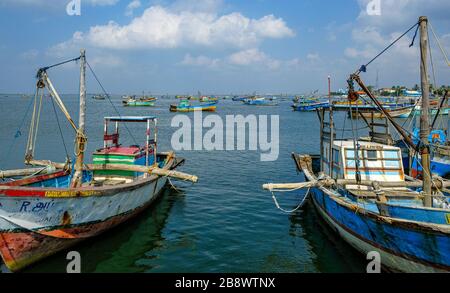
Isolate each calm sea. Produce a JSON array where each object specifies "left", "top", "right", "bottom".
[{"left": 0, "top": 94, "right": 367, "bottom": 273}]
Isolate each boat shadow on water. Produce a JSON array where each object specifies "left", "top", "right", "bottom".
[
  {"left": 3, "top": 187, "right": 185, "bottom": 273},
  {"left": 287, "top": 196, "right": 368, "bottom": 273}
]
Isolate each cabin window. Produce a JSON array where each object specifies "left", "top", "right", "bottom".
[
  {"left": 383, "top": 150, "right": 399, "bottom": 159},
  {"left": 366, "top": 150, "right": 378, "bottom": 161},
  {"left": 332, "top": 149, "right": 340, "bottom": 165},
  {"left": 384, "top": 160, "right": 400, "bottom": 168}
]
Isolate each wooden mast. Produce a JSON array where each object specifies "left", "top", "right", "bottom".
[
  {"left": 419, "top": 16, "right": 432, "bottom": 207},
  {"left": 71, "top": 49, "right": 87, "bottom": 188}
]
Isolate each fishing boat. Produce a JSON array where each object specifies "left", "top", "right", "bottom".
[
  {"left": 232, "top": 96, "right": 246, "bottom": 102},
  {"left": 170, "top": 99, "right": 216, "bottom": 112},
  {"left": 292, "top": 99, "right": 330, "bottom": 111},
  {"left": 92, "top": 94, "right": 106, "bottom": 100},
  {"left": 200, "top": 96, "right": 219, "bottom": 103},
  {"left": 243, "top": 96, "right": 278, "bottom": 106},
  {"left": 349, "top": 105, "right": 415, "bottom": 119},
  {"left": 0, "top": 50, "right": 198, "bottom": 272},
  {"left": 122, "top": 95, "right": 156, "bottom": 107},
  {"left": 263, "top": 17, "right": 450, "bottom": 272}
]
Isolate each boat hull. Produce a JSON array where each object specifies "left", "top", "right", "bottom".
[
  {"left": 292, "top": 102, "right": 329, "bottom": 111},
  {"left": 310, "top": 188, "right": 450, "bottom": 272},
  {"left": 0, "top": 160, "right": 175, "bottom": 272},
  {"left": 123, "top": 101, "right": 155, "bottom": 107},
  {"left": 170, "top": 104, "right": 216, "bottom": 112},
  {"left": 349, "top": 106, "right": 414, "bottom": 119}
]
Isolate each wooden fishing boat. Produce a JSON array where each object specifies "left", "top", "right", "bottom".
[
  {"left": 349, "top": 105, "right": 414, "bottom": 119},
  {"left": 0, "top": 50, "right": 197, "bottom": 272},
  {"left": 292, "top": 100, "right": 330, "bottom": 111},
  {"left": 263, "top": 17, "right": 450, "bottom": 272},
  {"left": 243, "top": 96, "right": 278, "bottom": 106},
  {"left": 170, "top": 100, "right": 216, "bottom": 112},
  {"left": 92, "top": 94, "right": 106, "bottom": 100},
  {"left": 123, "top": 98, "right": 155, "bottom": 107},
  {"left": 200, "top": 96, "right": 219, "bottom": 103}
]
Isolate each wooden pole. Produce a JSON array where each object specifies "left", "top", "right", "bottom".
[
  {"left": 71, "top": 49, "right": 87, "bottom": 188},
  {"left": 419, "top": 16, "right": 432, "bottom": 207}
]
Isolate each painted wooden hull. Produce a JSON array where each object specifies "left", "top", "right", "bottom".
[
  {"left": 123, "top": 101, "right": 155, "bottom": 107},
  {"left": 169, "top": 104, "right": 216, "bottom": 112},
  {"left": 292, "top": 102, "right": 329, "bottom": 111},
  {"left": 349, "top": 106, "right": 414, "bottom": 119},
  {"left": 0, "top": 158, "right": 175, "bottom": 272},
  {"left": 309, "top": 189, "right": 450, "bottom": 272}
]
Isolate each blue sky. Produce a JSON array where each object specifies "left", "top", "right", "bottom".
[{"left": 0, "top": 0, "right": 448, "bottom": 94}]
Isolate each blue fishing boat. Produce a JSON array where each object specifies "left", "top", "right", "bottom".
[
  {"left": 243, "top": 96, "right": 278, "bottom": 106},
  {"left": 409, "top": 128, "right": 450, "bottom": 179},
  {"left": 170, "top": 99, "right": 217, "bottom": 112},
  {"left": 264, "top": 17, "right": 450, "bottom": 272},
  {"left": 292, "top": 101, "right": 330, "bottom": 111}
]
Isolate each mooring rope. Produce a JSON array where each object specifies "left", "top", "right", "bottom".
[{"left": 270, "top": 185, "right": 312, "bottom": 214}]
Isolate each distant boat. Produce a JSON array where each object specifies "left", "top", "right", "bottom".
[
  {"left": 232, "top": 96, "right": 246, "bottom": 102},
  {"left": 243, "top": 96, "right": 278, "bottom": 106},
  {"left": 200, "top": 96, "right": 219, "bottom": 103},
  {"left": 170, "top": 100, "right": 217, "bottom": 112},
  {"left": 292, "top": 100, "right": 329, "bottom": 111},
  {"left": 349, "top": 105, "right": 414, "bottom": 119},
  {"left": 92, "top": 94, "right": 106, "bottom": 100},
  {"left": 122, "top": 95, "right": 157, "bottom": 107}
]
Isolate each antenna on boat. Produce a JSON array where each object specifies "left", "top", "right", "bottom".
[
  {"left": 419, "top": 16, "right": 432, "bottom": 207},
  {"left": 71, "top": 49, "right": 87, "bottom": 188}
]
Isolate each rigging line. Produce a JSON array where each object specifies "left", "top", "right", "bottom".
[
  {"left": 0, "top": 93, "right": 35, "bottom": 169},
  {"left": 36, "top": 56, "right": 81, "bottom": 78},
  {"left": 428, "top": 27, "right": 438, "bottom": 91},
  {"left": 85, "top": 61, "right": 138, "bottom": 145},
  {"left": 429, "top": 21, "right": 450, "bottom": 67},
  {"left": 50, "top": 95, "right": 70, "bottom": 161},
  {"left": 355, "top": 21, "right": 419, "bottom": 75}
]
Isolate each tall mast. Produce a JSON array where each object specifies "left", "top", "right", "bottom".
[
  {"left": 71, "top": 49, "right": 87, "bottom": 188},
  {"left": 419, "top": 17, "right": 432, "bottom": 207}
]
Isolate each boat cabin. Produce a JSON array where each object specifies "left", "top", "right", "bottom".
[
  {"left": 322, "top": 140, "right": 405, "bottom": 190},
  {"left": 93, "top": 116, "right": 158, "bottom": 182}
]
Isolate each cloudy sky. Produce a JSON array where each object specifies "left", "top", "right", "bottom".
[{"left": 0, "top": 0, "right": 448, "bottom": 94}]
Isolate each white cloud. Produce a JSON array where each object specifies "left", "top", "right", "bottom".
[
  {"left": 125, "top": 0, "right": 141, "bottom": 16},
  {"left": 228, "top": 49, "right": 281, "bottom": 69},
  {"left": 181, "top": 54, "right": 220, "bottom": 68},
  {"left": 306, "top": 53, "right": 320, "bottom": 62},
  {"left": 52, "top": 5, "right": 294, "bottom": 51},
  {"left": 20, "top": 49, "right": 39, "bottom": 60}
]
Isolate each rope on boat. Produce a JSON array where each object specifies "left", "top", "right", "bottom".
[
  {"left": 429, "top": 21, "right": 450, "bottom": 67},
  {"left": 86, "top": 61, "right": 138, "bottom": 146},
  {"left": 167, "top": 177, "right": 182, "bottom": 193},
  {"left": 271, "top": 188, "right": 311, "bottom": 214},
  {"left": 266, "top": 183, "right": 315, "bottom": 213},
  {"left": 355, "top": 21, "right": 420, "bottom": 74}
]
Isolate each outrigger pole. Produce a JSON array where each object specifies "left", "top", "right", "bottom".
[{"left": 71, "top": 49, "right": 87, "bottom": 188}]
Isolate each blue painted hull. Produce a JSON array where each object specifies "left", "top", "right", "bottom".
[
  {"left": 292, "top": 102, "right": 329, "bottom": 111},
  {"left": 411, "top": 156, "right": 450, "bottom": 179},
  {"left": 310, "top": 187, "right": 450, "bottom": 272}
]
